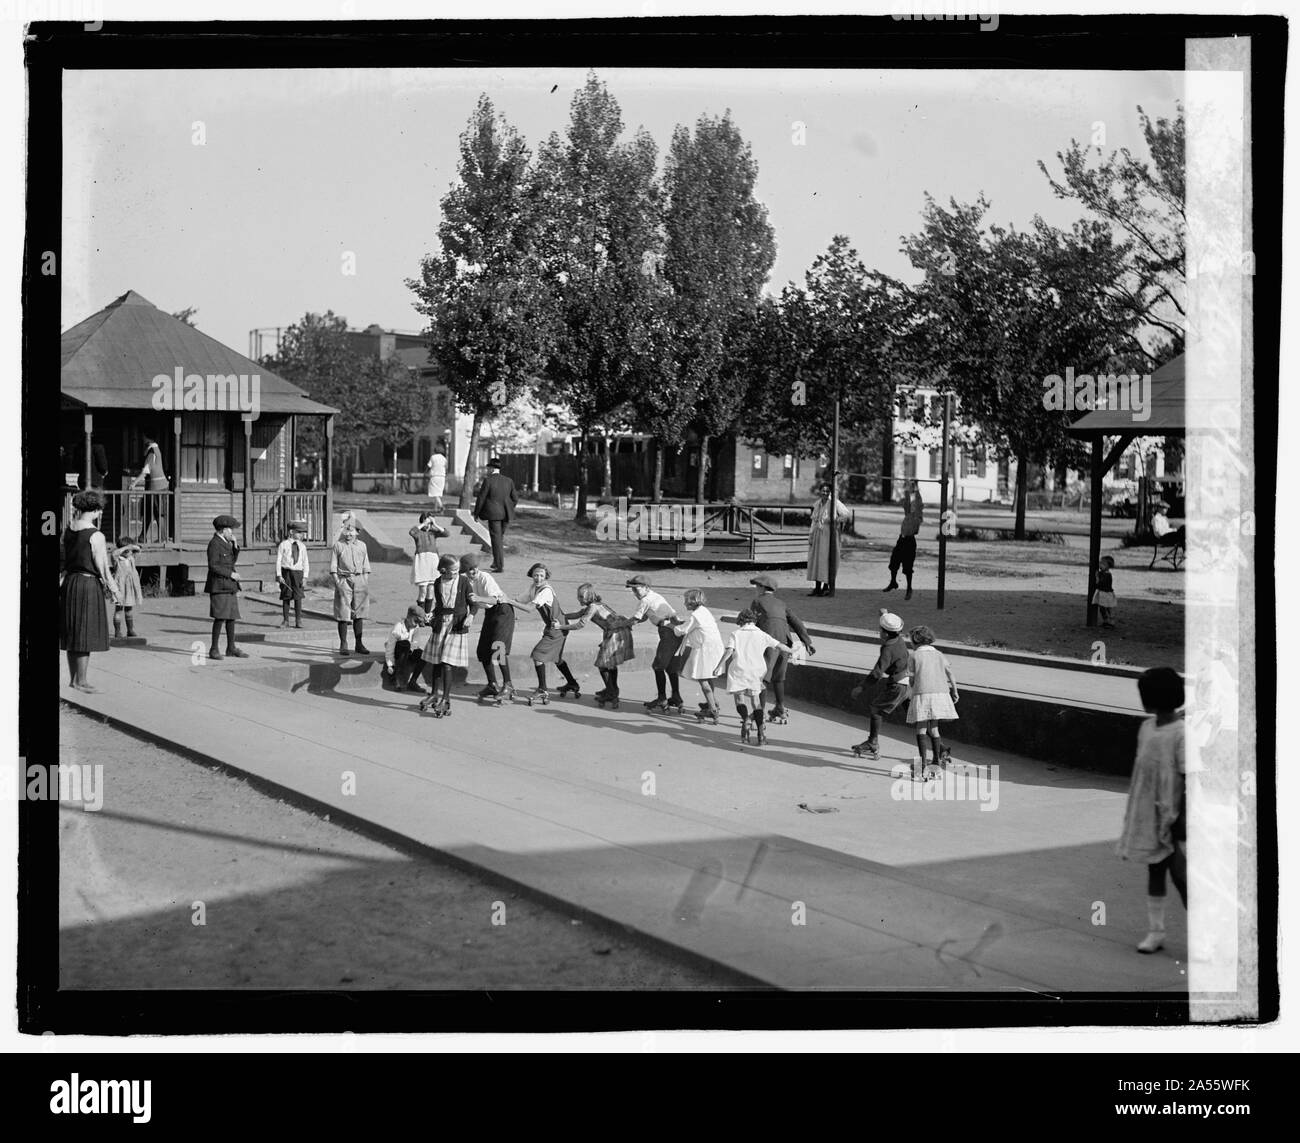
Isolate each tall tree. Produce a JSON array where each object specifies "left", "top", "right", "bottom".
[
  {"left": 1038, "top": 103, "right": 1185, "bottom": 367},
  {"left": 535, "top": 73, "right": 660, "bottom": 518},
  {"left": 359, "top": 353, "right": 436, "bottom": 484},
  {"left": 900, "top": 196, "right": 1139, "bottom": 537},
  {"left": 407, "top": 95, "right": 554, "bottom": 508},
  {"left": 262, "top": 311, "right": 370, "bottom": 472},
  {"left": 661, "top": 112, "right": 776, "bottom": 502}
]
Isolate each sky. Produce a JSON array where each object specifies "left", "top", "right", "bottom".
[{"left": 61, "top": 66, "right": 1182, "bottom": 353}]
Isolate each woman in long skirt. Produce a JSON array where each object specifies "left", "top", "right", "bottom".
[
  {"left": 419, "top": 554, "right": 473, "bottom": 717},
  {"left": 806, "top": 479, "right": 851, "bottom": 597},
  {"left": 60, "top": 490, "right": 121, "bottom": 692}
]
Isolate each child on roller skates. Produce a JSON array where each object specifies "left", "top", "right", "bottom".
[
  {"left": 564, "top": 583, "right": 635, "bottom": 707},
  {"left": 671, "top": 588, "right": 726, "bottom": 724},
  {"left": 715, "top": 608, "right": 793, "bottom": 745},
  {"left": 905, "top": 625, "right": 960, "bottom": 778},
  {"left": 851, "top": 609, "right": 911, "bottom": 759},
  {"left": 524, "top": 562, "right": 580, "bottom": 704},
  {"left": 626, "top": 574, "right": 685, "bottom": 713}
]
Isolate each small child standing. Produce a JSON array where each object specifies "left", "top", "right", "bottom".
[
  {"left": 715, "top": 608, "right": 793, "bottom": 745},
  {"left": 110, "top": 542, "right": 143, "bottom": 638},
  {"left": 565, "top": 583, "right": 635, "bottom": 705},
  {"left": 275, "top": 520, "right": 310, "bottom": 629},
  {"left": 906, "top": 626, "right": 960, "bottom": 776},
  {"left": 672, "top": 589, "right": 726, "bottom": 724},
  {"left": 1116, "top": 666, "right": 1187, "bottom": 954},
  {"left": 410, "top": 511, "right": 450, "bottom": 616},
  {"left": 1093, "top": 556, "right": 1117, "bottom": 628}
]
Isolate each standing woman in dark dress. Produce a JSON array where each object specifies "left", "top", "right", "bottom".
[{"left": 60, "top": 490, "right": 121, "bottom": 692}]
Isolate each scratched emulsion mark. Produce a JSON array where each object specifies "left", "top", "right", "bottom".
[
  {"left": 735, "top": 842, "right": 769, "bottom": 903},
  {"left": 935, "top": 922, "right": 1005, "bottom": 982},
  {"left": 674, "top": 858, "right": 725, "bottom": 924}
]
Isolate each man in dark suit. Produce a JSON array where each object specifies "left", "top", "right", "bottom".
[{"left": 473, "top": 457, "right": 517, "bottom": 573}]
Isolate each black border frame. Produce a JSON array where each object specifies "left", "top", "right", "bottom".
[{"left": 21, "top": 13, "right": 1283, "bottom": 1035}]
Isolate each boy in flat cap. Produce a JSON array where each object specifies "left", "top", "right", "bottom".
[
  {"left": 205, "top": 515, "right": 248, "bottom": 659},
  {"left": 851, "top": 609, "right": 911, "bottom": 759},
  {"left": 748, "top": 574, "right": 816, "bottom": 724},
  {"left": 331, "top": 518, "right": 372, "bottom": 654},
  {"left": 275, "top": 519, "right": 310, "bottom": 629}
]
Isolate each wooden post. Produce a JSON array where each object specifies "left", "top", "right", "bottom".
[
  {"left": 938, "top": 394, "right": 951, "bottom": 609},
  {"left": 324, "top": 415, "right": 335, "bottom": 543},
  {"left": 242, "top": 416, "right": 254, "bottom": 547},
  {"left": 172, "top": 414, "right": 182, "bottom": 544},
  {"left": 828, "top": 395, "right": 841, "bottom": 593},
  {"left": 1087, "top": 437, "right": 1103, "bottom": 627},
  {"left": 83, "top": 412, "right": 93, "bottom": 489}
]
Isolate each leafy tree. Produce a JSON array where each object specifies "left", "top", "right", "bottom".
[
  {"left": 899, "top": 195, "right": 1140, "bottom": 536},
  {"left": 407, "top": 95, "right": 554, "bottom": 508},
  {"left": 359, "top": 353, "right": 435, "bottom": 483},
  {"left": 262, "top": 310, "right": 370, "bottom": 474},
  {"left": 534, "top": 73, "right": 660, "bottom": 518},
  {"left": 1038, "top": 103, "right": 1185, "bottom": 367},
  {"left": 660, "top": 112, "right": 775, "bottom": 502}
]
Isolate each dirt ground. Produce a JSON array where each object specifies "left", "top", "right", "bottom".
[
  {"left": 342, "top": 498, "right": 1191, "bottom": 669},
  {"left": 58, "top": 707, "right": 748, "bottom": 990}
]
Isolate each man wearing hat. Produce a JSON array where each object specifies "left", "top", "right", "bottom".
[
  {"left": 473, "top": 457, "right": 518, "bottom": 574},
  {"left": 205, "top": 515, "right": 248, "bottom": 660},
  {"left": 330, "top": 518, "right": 372, "bottom": 655},
  {"left": 275, "top": 519, "right": 311, "bottom": 629},
  {"left": 851, "top": 608, "right": 911, "bottom": 759},
  {"left": 748, "top": 574, "right": 816, "bottom": 724}
]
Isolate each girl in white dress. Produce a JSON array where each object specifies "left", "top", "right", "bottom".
[
  {"left": 671, "top": 589, "right": 726, "bottom": 724},
  {"left": 714, "top": 608, "right": 793, "bottom": 745},
  {"left": 905, "top": 625, "right": 960, "bottom": 775}
]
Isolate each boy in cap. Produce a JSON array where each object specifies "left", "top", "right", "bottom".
[
  {"left": 851, "top": 609, "right": 911, "bottom": 759},
  {"left": 748, "top": 574, "right": 816, "bottom": 724},
  {"left": 205, "top": 515, "right": 248, "bottom": 660},
  {"left": 330, "top": 518, "right": 372, "bottom": 655},
  {"left": 275, "top": 519, "right": 310, "bottom": 629},
  {"left": 627, "top": 574, "right": 685, "bottom": 712}
]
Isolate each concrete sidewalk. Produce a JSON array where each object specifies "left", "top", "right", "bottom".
[{"left": 59, "top": 625, "right": 1187, "bottom": 993}]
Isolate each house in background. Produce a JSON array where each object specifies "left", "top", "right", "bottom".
[{"left": 63, "top": 291, "right": 337, "bottom": 582}]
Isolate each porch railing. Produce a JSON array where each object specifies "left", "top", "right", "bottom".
[
  {"left": 250, "top": 490, "right": 328, "bottom": 545},
  {"left": 62, "top": 489, "right": 173, "bottom": 546}
]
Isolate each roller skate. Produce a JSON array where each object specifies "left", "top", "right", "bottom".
[
  {"left": 418, "top": 693, "right": 440, "bottom": 715},
  {"left": 767, "top": 707, "right": 789, "bottom": 725},
  {"left": 850, "top": 739, "right": 879, "bottom": 759},
  {"left": 594, "top": 690, "right": 620, "bottom": 710},
  {"left": 476, "top": 684, "right": 499, "bottom": 701},
  {"left": 739, "top": 718, "right": 751, "bottom": 744},
  {"left": 527, "top": 687, "right": 550, "bottom": 707},
  {"left": 755, "top": 723, "right": 768, "bottom": 746},
  {"left": 665, "top": 698, "right": 685, "bottom": 716},
  {"left": 695, "top": 706, "right": 719, "bottom": 725},
  {"left": 557, "top": 681, "right": 581, "bottom": 700},
  {"left": 436, "top": 698, "right": 452, "bottom": 719},
  {"left": 937, "top": 745, "right": 952, "bottom": 768},
  {"left": 644, "top": 697, "right": 669, "bottom": 713}
]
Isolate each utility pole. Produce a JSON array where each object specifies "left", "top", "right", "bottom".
[
  {"left": 828, "top": 392, "right": 841, "bottom": 594},
  {"left": 937, "top": 393, "right": 952, "bottom": 610}
]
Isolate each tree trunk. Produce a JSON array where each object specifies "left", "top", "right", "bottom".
[
  {"left": 576, "top": 429, "right": 589, "bottom": 520},
  {"left": 602, "top": 434, "right": 613, "bottom": 499},
  {"left": 459, "top": 412, "right": 482, "bottom": 510},
  {"left": 696, "top": 434, "right": 710, "bottom": 504},
  {"left": 652, "top": 442, "right": 664, "bottom": 504},
  {"left": 1013, "top": 455, "right": 1029, "bottom": 539}
]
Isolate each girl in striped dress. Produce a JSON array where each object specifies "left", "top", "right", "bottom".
[{"left": 419, "top": 553, "right": 474, "bottom": 718}]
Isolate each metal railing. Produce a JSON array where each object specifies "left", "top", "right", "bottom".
[
  {"left": 63, "top": 489, "right": 172, "bottom": 546},
  {"left": 250, "top": 490, "right": 328, "bottom": 545}
]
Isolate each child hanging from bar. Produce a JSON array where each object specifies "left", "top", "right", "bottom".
[{"left": 905, "top": 625, "right": 960, "bottom": 777}]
